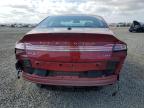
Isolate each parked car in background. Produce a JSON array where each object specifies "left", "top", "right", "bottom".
[
  {"left": 15, "top": 14, "right": 127, "bottom": 87},
  {"left": 129, "top": 21, "right": 144, "bottom": 32}
]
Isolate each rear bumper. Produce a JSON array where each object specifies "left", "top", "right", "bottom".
[
  {"left": 16, "top": 55, "right": 126, "bottom": 86},
  {"left": 22, "top": 72, "right": 118, "bottom": 86}
]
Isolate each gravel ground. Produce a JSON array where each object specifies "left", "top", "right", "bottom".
[{"left": 0, "top": 27, "right": 144, "bottom": 108}]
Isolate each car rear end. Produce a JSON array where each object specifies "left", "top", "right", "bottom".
[{"left": 15, "top": 15, "right": 127, "bottom": 86}]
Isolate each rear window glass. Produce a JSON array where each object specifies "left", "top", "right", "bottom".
[{"left": 37, "top": 16, "right": 108, "bottom": 28}]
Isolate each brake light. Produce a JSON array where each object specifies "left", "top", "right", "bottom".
[{"left": 113, "top": 44, "right": 127, "bottom": 51}]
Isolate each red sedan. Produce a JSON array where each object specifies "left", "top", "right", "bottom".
[{"left": 15, "top": 15, "right": 127, "bottom": 86}]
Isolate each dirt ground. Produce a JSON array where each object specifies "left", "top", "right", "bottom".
[{"left": 0, "top": 27, "right": 144, "bottom": 108}]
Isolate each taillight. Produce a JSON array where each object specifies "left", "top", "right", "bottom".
[
  {"left": 113, "top": 44, "right": 127, "bottom": 51},
  {"left": 15, "top": 42, "right": 24, "bottom": 49},
  {"left": 25, "top": 44, "right": 114, "bottom": 52},
  {"left": 15, "top": 42, "right": 25, "bottom": 54}
]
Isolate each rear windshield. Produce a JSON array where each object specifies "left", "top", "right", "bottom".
[{"left": 37, "top": 16, "right": 108, "bottom": 28}]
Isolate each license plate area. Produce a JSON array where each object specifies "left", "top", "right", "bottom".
[{"left": 32, "top": 61, "right": 107, "bottom": 71}]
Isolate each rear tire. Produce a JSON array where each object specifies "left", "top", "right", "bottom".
[{"left": 129, "top": 29, "right": 132, "bottom": 32}]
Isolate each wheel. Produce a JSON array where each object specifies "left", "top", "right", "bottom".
[{"left": 129, "top": 29, "right": 132, "bottom": 32}]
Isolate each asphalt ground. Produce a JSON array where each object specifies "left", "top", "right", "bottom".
[{"left": 0, "top": 27, "right": 144, "bottom": 108}]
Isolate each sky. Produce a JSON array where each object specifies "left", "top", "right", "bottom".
[{"left": 0, "top": 0, "right": 144, "bottom": 24}]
